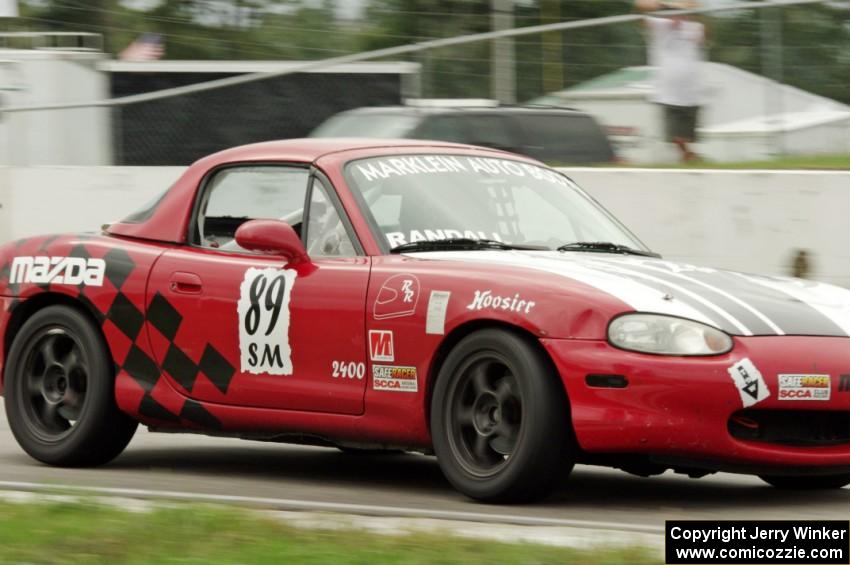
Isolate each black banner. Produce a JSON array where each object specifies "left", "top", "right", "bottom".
[{"left": 666, "top": 520, "right": 849, "bottom": 564}]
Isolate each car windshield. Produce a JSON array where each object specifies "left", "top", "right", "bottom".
[
  {"left": 345, "top": 154, "right": 646, "bottom": 252},
  {"left": 311, "top": 113, "right": 420, "bottom": 138}
]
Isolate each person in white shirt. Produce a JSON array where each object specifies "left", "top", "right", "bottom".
[{"left": 636, "top": 0, "right": 707, "bottom": 162}]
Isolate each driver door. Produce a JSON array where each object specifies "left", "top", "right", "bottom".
[{"left": 146, "top": 165, "right": 370, "bottom": 415}]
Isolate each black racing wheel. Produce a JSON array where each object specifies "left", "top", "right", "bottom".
[
  {"left": 759, "top": 474, "right": 850, "bottom": 490},
  {"left": 4, "top": 305, "right": 137, "bottom": 466},
  {"left": 430, "top": 328, "right": 574, "bottom": 503}
]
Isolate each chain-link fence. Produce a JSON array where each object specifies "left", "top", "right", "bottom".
[{"left": 2, "top": 0, "right": 848, "bottom": 166}]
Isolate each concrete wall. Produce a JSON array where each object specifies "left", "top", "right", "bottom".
[
  {"left": 565, "top": 168, "right": 850, "bottom": 288},
  {"left": 0, "top": 166, "right": 848, "bottom": 287},
  {"left": 0, "top": 167, "right": 183, "bottom": 243}
]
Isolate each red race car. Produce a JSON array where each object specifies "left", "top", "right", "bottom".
[{"left": 2, "top": 139, "right": 850, "bottom": 502}]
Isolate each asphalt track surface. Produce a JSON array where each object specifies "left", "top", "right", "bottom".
[{"left": 0, "top": 405, "right": 847, "bottom": 530}]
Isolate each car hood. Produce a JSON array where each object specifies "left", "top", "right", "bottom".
[{"left": 409, "top": 250, "right": 850, "bottom": 338}]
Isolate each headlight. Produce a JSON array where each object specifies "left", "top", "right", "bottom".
[{"left": 608, "top": 314, "right": 733, "bottom": 356}]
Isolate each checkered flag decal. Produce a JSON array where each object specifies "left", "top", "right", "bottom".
[{"left": 0, "top": 235, "right": 236, "bottom": 430}]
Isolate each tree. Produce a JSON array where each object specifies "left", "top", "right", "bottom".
[{"left": 711, "top": 4, "right": 850, "bottom": 105}]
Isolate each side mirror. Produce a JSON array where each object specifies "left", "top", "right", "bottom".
[{"left": 235, "top": 219, "right": 308, "bottom": 264}]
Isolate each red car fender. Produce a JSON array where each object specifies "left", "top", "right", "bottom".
[
  {"left": 0, "top": 234, "right": 166, "bottom": 407},
  {"left": 361, "top": 255, "right": 630, "bottom": 444}
]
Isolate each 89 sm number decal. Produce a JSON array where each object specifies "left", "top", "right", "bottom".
[
  {"left": 238, "top": 267, "right": 298, "bottom": 375},
  {"left": 332, "top": 361, "right": 365, "bottom": 380}
]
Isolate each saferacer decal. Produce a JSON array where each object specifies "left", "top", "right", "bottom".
[
  {"left": 237, "top": 267, "right": 297, "bottom": 375},
  {"left": 778, "top": 374, "right": 831, "bottom": 401},
  {"left": 10, "top": 256, "right": 106, "bottom": 286},
  {"left": 372, "top": 365, "right": 418, "bottom": 392}
]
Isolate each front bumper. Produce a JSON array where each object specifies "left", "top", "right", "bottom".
[{"left": 542, "top": 335, "right": 850, "bottom": 474}]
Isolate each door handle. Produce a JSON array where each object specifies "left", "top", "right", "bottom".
[{"left": 170, "top": 272, "right": 203, "bottom": 294}]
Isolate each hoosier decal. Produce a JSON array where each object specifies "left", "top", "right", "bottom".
[
  {"left": 10, "top": 256, "right": 106, "bottom": 286},
  {"left": 466, "top": 290, "right": 536, "bottom": 314},
  {"left": 237, "top": 267, "right": 297, "bottom": 375}
]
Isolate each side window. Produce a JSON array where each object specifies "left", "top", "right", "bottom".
[
  {"left": 305, "top": 180, "right": 357, "bottom": 258},
  {"left": 518, "top": 114, "right": 615, "bottom": 164},
  {"left": 463, "top": 115, "right": 516, "bottom": 151},
  {"left": 195, "top": 166, "right": 309, "bottom": 250},
  {"left": 412, "top": 116, "right": 469, "bottom": 143}
]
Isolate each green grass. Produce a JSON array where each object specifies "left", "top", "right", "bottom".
[
  {"left": 0, "top": 500, "right": 658, "bottom": 564},
  {"left": 619, "top": 154, "right": 850, "bottom": 170}
]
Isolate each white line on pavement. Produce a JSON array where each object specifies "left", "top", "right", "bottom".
[{"left": 0, "top": 480, "right": 663, "bottom": 535}]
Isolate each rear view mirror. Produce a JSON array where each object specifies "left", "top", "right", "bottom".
[{"left": 235, "top": 220, "right": 308, "bottom": 264}]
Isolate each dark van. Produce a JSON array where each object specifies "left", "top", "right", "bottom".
[{"left": 310, "top": 105, "right": 616, "bottom": 165}]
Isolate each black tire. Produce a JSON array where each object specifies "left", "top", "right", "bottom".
[
  {"left": 4, "top": 305, "right": 137, "bottom": 466},
  {"left": 759, "top": 474, "right": 850, "bottom": 490},
  {"left": 430, "top": 329, "right": 574, "bottom": 503}
]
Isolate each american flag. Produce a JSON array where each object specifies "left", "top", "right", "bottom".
[{"left": 119, "top": 33, "right": 165, "bottom": 61}]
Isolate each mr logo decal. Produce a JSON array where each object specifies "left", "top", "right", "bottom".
[
  {"left": 727, "top": 358, "right": 770, "bottom": 408},
  {"left": 237, "top": 267, "right": 297, "bottom": 375},
  {"left": 369, "top": 330, "right": 394, "bottom": 362}
]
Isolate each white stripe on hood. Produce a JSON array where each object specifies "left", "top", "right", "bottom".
[{"left": 414, "top": 250, "right": 721, "bottom": 327}]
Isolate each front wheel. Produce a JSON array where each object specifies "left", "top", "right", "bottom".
[
  {"left": 759, "top": 474, "right": 850, "bottom": 490},
  {"left": 4, "top": 305, "right": 137, "bottom": 466},
  {"left": 430, "top": 329, "right": 574, "bottom": 503}
]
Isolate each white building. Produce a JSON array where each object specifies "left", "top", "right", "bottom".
[
  {"left": 0, "top": 33, "right": 112, "bottom": 166},
  {"left": 534, "top": 63, "right": 850, "bottom": 164}
]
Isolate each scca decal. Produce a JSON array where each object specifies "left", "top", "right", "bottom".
[
  {"left": 372, "top": 365, "right": 418, "bottom": 392},
  {"left": 10, "top": 256, "right": 105, "bottom": 286},
  {"left": 369, "top": 330, "right": 394, "bottom": 362},
  {"left": 237, "top": 267, "right": 297, "bottom": 375},
  {"left": 778, "top": 374, "right": 831, "bottom": 401}
]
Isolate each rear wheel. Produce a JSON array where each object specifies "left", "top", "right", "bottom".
[
  {"left": 430, "top": 329, "right": 574, "bottom": 503},
  {"left": 759, "top": 474, "right": 850, "bottom": 490},
  {"left": 4, "top": 305, "right": 137, "bottom": 466}
]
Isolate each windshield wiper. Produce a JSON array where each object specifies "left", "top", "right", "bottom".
[
  {"left": 557, "top": 241, "right": 661, "bottom": 258},
  {"left": 391, "top": 238, "right": 546, "bottom": 254}
]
